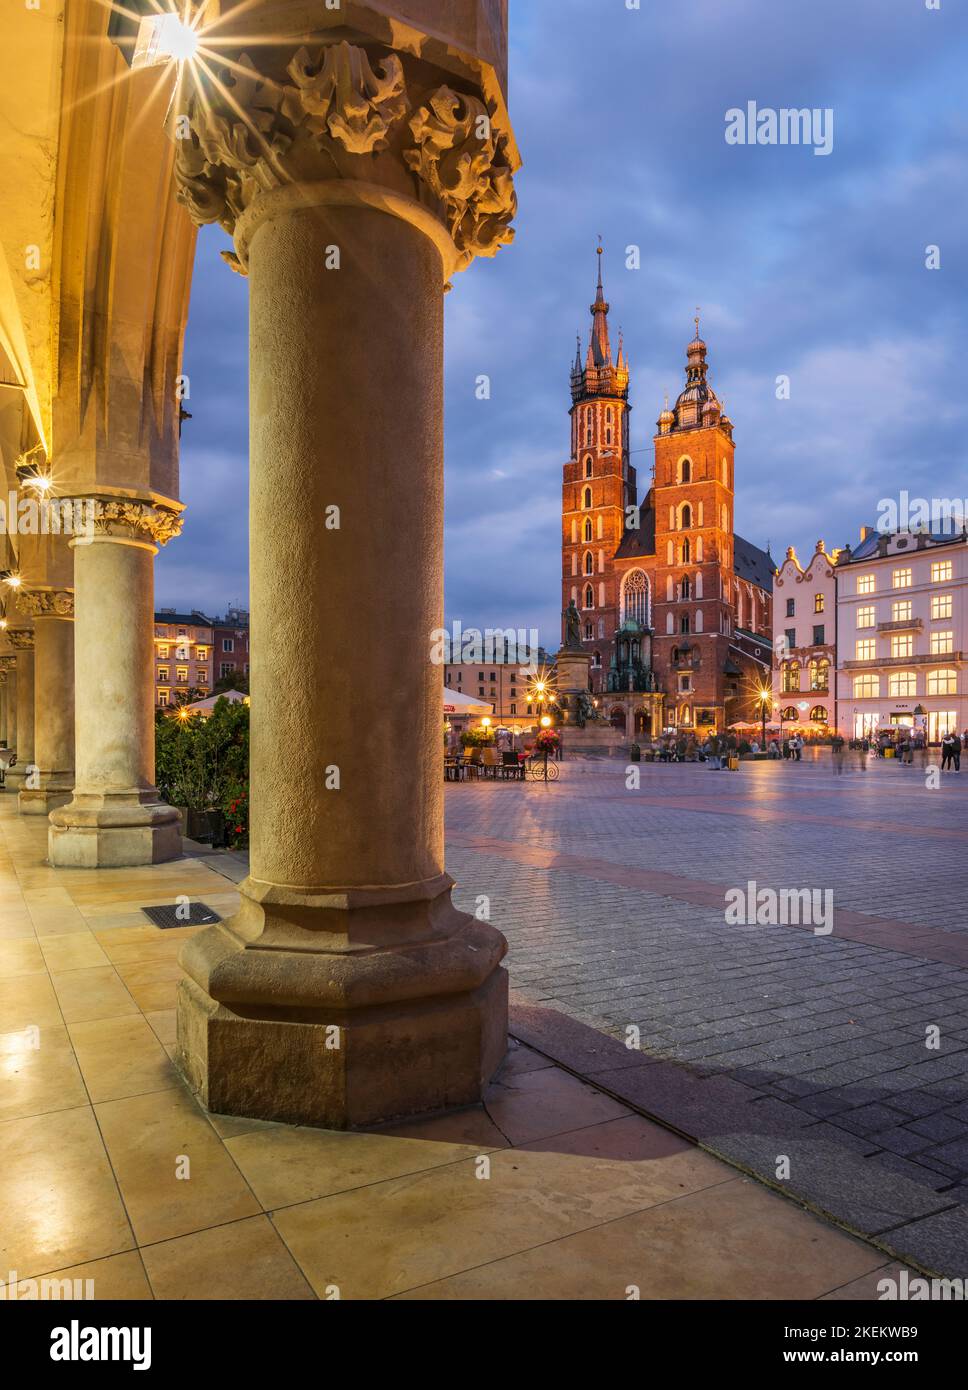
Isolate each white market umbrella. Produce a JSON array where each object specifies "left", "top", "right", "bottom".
[{"left": 443, "top": 687, "right": 492, "bottom": 717}]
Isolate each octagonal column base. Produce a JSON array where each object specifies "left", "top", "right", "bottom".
[
  {"left": 176, "top": 882, "right": 509, "bottom": 1129},
  {"left": 48, "top": 795, "right": 182, "bottom": 867},
  {"left": 20, "top": 777, "right": 73, "bottom": 816}
]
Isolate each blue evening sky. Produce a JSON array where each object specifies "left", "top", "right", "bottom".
[{"left": 158, "top": 0, "right": 968, "bottom": 648}]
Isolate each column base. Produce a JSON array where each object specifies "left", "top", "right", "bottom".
[
  {"left": 176, "top": 877, "right": 509, "bottom": 1129},
  {"left": 47, "top": 795, "right": 182, "bottom": 867},
  {"left": 20, "top": 777, "right": 74, "bottom": 816}
]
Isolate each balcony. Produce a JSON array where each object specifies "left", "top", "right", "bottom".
[
  {"left": 843, "top": 652, "right": 965, "bottom": 670},
  {"left": 877, "top": 618, "right": 923, "bottom": 634}
]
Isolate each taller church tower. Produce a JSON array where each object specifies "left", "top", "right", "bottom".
[{"left": 561, "top": 248, "right": 637, "bottom": 654}]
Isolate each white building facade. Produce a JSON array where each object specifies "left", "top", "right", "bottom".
[
  {"left": 772, "top": 541, "right": 838, "bottom": 734},
  {"left": 836, "top": 530, "right": 967, "bottom": 744}
]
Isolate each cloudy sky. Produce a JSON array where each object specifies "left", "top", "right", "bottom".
[{"left": 159, "top": 0, "right": 967, "bottom": 647}]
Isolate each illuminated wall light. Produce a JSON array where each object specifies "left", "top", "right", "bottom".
[{"left": 132, "top": 11, "right": 200, "bottom": 70}]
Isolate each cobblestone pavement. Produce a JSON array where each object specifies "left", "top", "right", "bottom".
[{"left": 445, "top": 752, "right": 968, "bottom": 1275}]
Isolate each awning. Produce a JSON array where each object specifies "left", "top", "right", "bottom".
[{"left": 443, "top": 687, "right": 492, "bottom": 717}]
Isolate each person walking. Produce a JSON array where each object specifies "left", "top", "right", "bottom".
[
  {"left": 831, "top": 732, "right": 846, "bottom": 774},
  {"left": 941, "top": 732, "right": 955, "bottom": 772},
  {"left": 954, "top": 732, "right": 963, "bottom": 773},
  {"left": 707, "top": 732, "right": 721, "bottom": 771}
]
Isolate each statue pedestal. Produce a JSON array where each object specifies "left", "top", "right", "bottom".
[{"left": 556, "top": 648, "right": 592, "bottom": 696}]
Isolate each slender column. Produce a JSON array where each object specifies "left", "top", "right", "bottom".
[
  {"left": 17, "top": 592, "right": 74, "bottom": 815},
  {"left": 5, "top": 633, "right": 35, "bottom": 792},
  {"left": 48, "top": 506, "right": 182, "bottom": 867},
  {"left": 0, "top": 671, "right": 7, "bottom": 746},
  {"left": 5, "top": 671, "right": 16, "bottom": 756},
  {"left": 173, "top": 23, "right": 518, "bottom": 1128}
]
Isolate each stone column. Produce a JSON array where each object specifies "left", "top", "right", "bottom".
[
  {"left": 48, "top": 503, "right": 183, "bottom": 867},
  {"left": 17, "top": 590, "right": 75, "bottom": 815},
  {"left": 0, "top": 669, "right": 7, "bottom": 747},
  {"left": 173, "top": 25, "right": 518, "bottom": 1128},
  {"left": 5, "top": 632, "right": 35, "bottom": 792}
]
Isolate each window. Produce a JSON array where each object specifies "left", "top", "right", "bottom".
[
  {"left": 931, "top": 560, "right": 953, "bottom": 583},
  {"left": 584, "top": 456, "right": 593, "bottom": 478},
  {"left": 680, "top": 458, "right": 691, "bottom": 484},
  {"left": 892, "top": 600, "right": 913, "bottom": 623},
  {"left": 583, "top": 518, "right": 592, "bottom": 542},
  {"left": 781, "top": 706, "right": 799, "bottom": 722},
  {"left": 929, "top": 711, "right": 958, "bottom": 743},
  {"left": 158, "top": 645, "right": 170, "bottom": 659},
  {"left": 510, "top": 705, "right": 516, "bottom": 716},
  {"left": 621, "top": 570, "right": 649, "bottom": 626},
  {"left": 781, "top": 662, "right": 800, "bottom": 693},
  {"left": 927, "top": 669, "right": 958, "bottom": 696},
  {"left": 931, "top": 631, "right": 953, "bottom": 656},
  {"left": 177, "top": 628, "right": 186, "bottom": 637},
  {"left": 809, "top": 659, "right": 829, "bottom": 692},
  {"left": 157, "top": 667, "right": 170, "bottom": 683},
  {"left": 888, "top": 671, "right": 917, "bottom": 697},
  {"left": 582, "top": 487, "right": 592, "bottom": 509},
  {"left": 890, "top": 634, "right": 913, "bottom": 659},
  {"left": 176, "top": 667, "right": 189, "bottom": 684},
  {"left": 855, "top": 639, "right": 876, "bottom": 661},
  {"left": 158, "top": 689, "right": 169, "bottom": 707},
  {"left": 584, "top": 585, "right": 594, "bottom": 609},
  {"left": 810, "top": 706, "right": 828, "bottom": 724},
  {"left": 679, "top": 674, "right": 692, "bottom": 693},
  {"left": 681, "top": 538, "right": 690, "bottom": 564},
  {"left": 680, "top": 504, "right": 692, "bottom": 529},
  {"left": 857, "top": 574, "right": 875, "bottom": 595},
  {"left": 814, "top": 593, "right": 825, "bottom": 614},
  {"left": 222, "top": 638, "right": 234, "bottom": 653},
  {"left": 196, "top": 647, "right": 208, "bottom": 661},
  {"left": 679, "top": 577, "right": 691, "bottom": 600},
  {"left": 932, "top": 594, "right": 953, "bottom": 620},
  {"left": 784, "top": 628, "right": 796, "bottom": 650},
  {"left": 584, "top": 623, "right": 593, "bottom": 640},
  {"left": 679, "top": 615, "right": 690, "bottom": 635},
  {"left": 813, "top": 625, "right": 825, "bottom": 646},
  {"left": 584, "top": 551, "right": 593, "bottom": 575},
  {"left": 856, "top": 606, "right": 875, "bottom": 629},
  {"left": 220, "top": 662, "right": 234, "bottom": 678},
  {"left": 893, "top": 567, "right": 912, "bottom": 589},
  {"left": 786, "top": 598, "right": 795, "bottom": 618},
  {"left": 853, "top": 675, "right": 880, "bottom": 698},
  {"left": 592, "top": 651, "right": 602, "bottom": 668}
]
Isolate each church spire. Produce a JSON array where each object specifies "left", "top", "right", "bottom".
[{"left": 588, "top": 241, "right": 612, "bottom": 368}]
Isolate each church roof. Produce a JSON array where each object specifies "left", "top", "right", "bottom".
[
  {"left": 615, "top": 498, "right": 656, "bottom": 558},
  {"left": 734, "top": 534, "right": 774, "bottom": 591}
]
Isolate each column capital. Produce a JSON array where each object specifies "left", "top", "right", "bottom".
[
  {"left": 0, "top": 658, "right": 13, "bottom": 673},
  {"left": 5, "top": 629, "right": 35, "bottom": 650},
  {"left": 73, "top": 497, "right": 184, "bottom": 550},
  {"left": 15, "top": 588, "right": 75, "bottom": 620},
  {"left": 172, "top": 38, "right": 517, "bottom": 277}
]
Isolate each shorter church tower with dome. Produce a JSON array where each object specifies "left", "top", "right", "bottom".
[{"left": 560, "top": 249, "right": 775, "bottom": 739}]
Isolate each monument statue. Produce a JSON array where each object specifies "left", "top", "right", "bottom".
[{"left": 563, "top": 599, "right": 583, "bottom": 650}]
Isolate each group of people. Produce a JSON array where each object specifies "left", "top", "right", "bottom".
[{"left": 828, "top": 728, "right": 965, "bottom": 773}]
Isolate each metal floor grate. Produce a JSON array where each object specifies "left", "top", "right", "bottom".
[{"left": 142, "top": 902, "right": 221, "bottom": 930}]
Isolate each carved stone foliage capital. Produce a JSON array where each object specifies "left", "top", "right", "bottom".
[
  {"left": 88, "top": 500, "right": 184, "bottom": 548},
  {"left": 16, "top": 589, "right": 75, "bottom": 620},
  {"left": 172, "top": 40, "right": 516, "bottom": 274},
  {"left": 5, "top": 629, "right": 35, "bottom": 650},
  {"left": 0, "top": 657, "right": 14, "bottom": 673}
]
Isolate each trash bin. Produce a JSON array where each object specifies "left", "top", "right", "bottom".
[
  {"left": 727, "top": 755, "right": 740, "bottom": 771},
  {"left": 629, "top": 743, "right": 641, "bottom": 763}
]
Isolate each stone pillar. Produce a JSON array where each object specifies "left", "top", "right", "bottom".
[
  {"left": 17, "top": 591, "right": 75, "bottom": 815},
  {"left": 0, "top": 670, "right": 7, "bottom": 747},
  {"left": 5, "top": 633, "right": 35, "bottom": 792},
  {"left": 48, "top": 504, "right": 183, "bottom": 867},
  {"left": 173, "top": 22, "right": 518, "bottom": 1128}
]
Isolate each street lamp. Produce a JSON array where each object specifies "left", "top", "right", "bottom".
[{"left": 758, "top": 686, "right": 771, "bottom": 752}]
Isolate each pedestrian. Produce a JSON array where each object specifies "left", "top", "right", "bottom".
[
  {"left": 831, "top": 732, "right": 845, "bottom": 774},
  {"left": 793, "top": 734, "right": 803, "bottom": 762},
  {"left": 707, "top": 732, "right": 721, "bottom": 771},
  {"left": 954, "top": 732, "right": 963, "bottom": 773},
  {"left": 941, "top": 732, "right": 955, "bottom": 772},
  {"left": 782, "top": 737, "right": 790, "bottom": 760}
]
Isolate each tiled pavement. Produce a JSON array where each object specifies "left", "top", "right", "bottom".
[
  {"left": 445, "top": 754, "right": 968, "bottom": 1276},
  {"left": 0, "top": 792, "right": 907, "bottom": 1301}
]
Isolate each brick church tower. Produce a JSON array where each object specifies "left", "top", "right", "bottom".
[
  {"left": 561, "top": 247, "right": 637, "bottom": 666},
  {"left": 559, "top": 255, "right": 774, "bottom": 738},
  {"left": 651, "top": 325, "right": 740, "bottom": 728}
]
